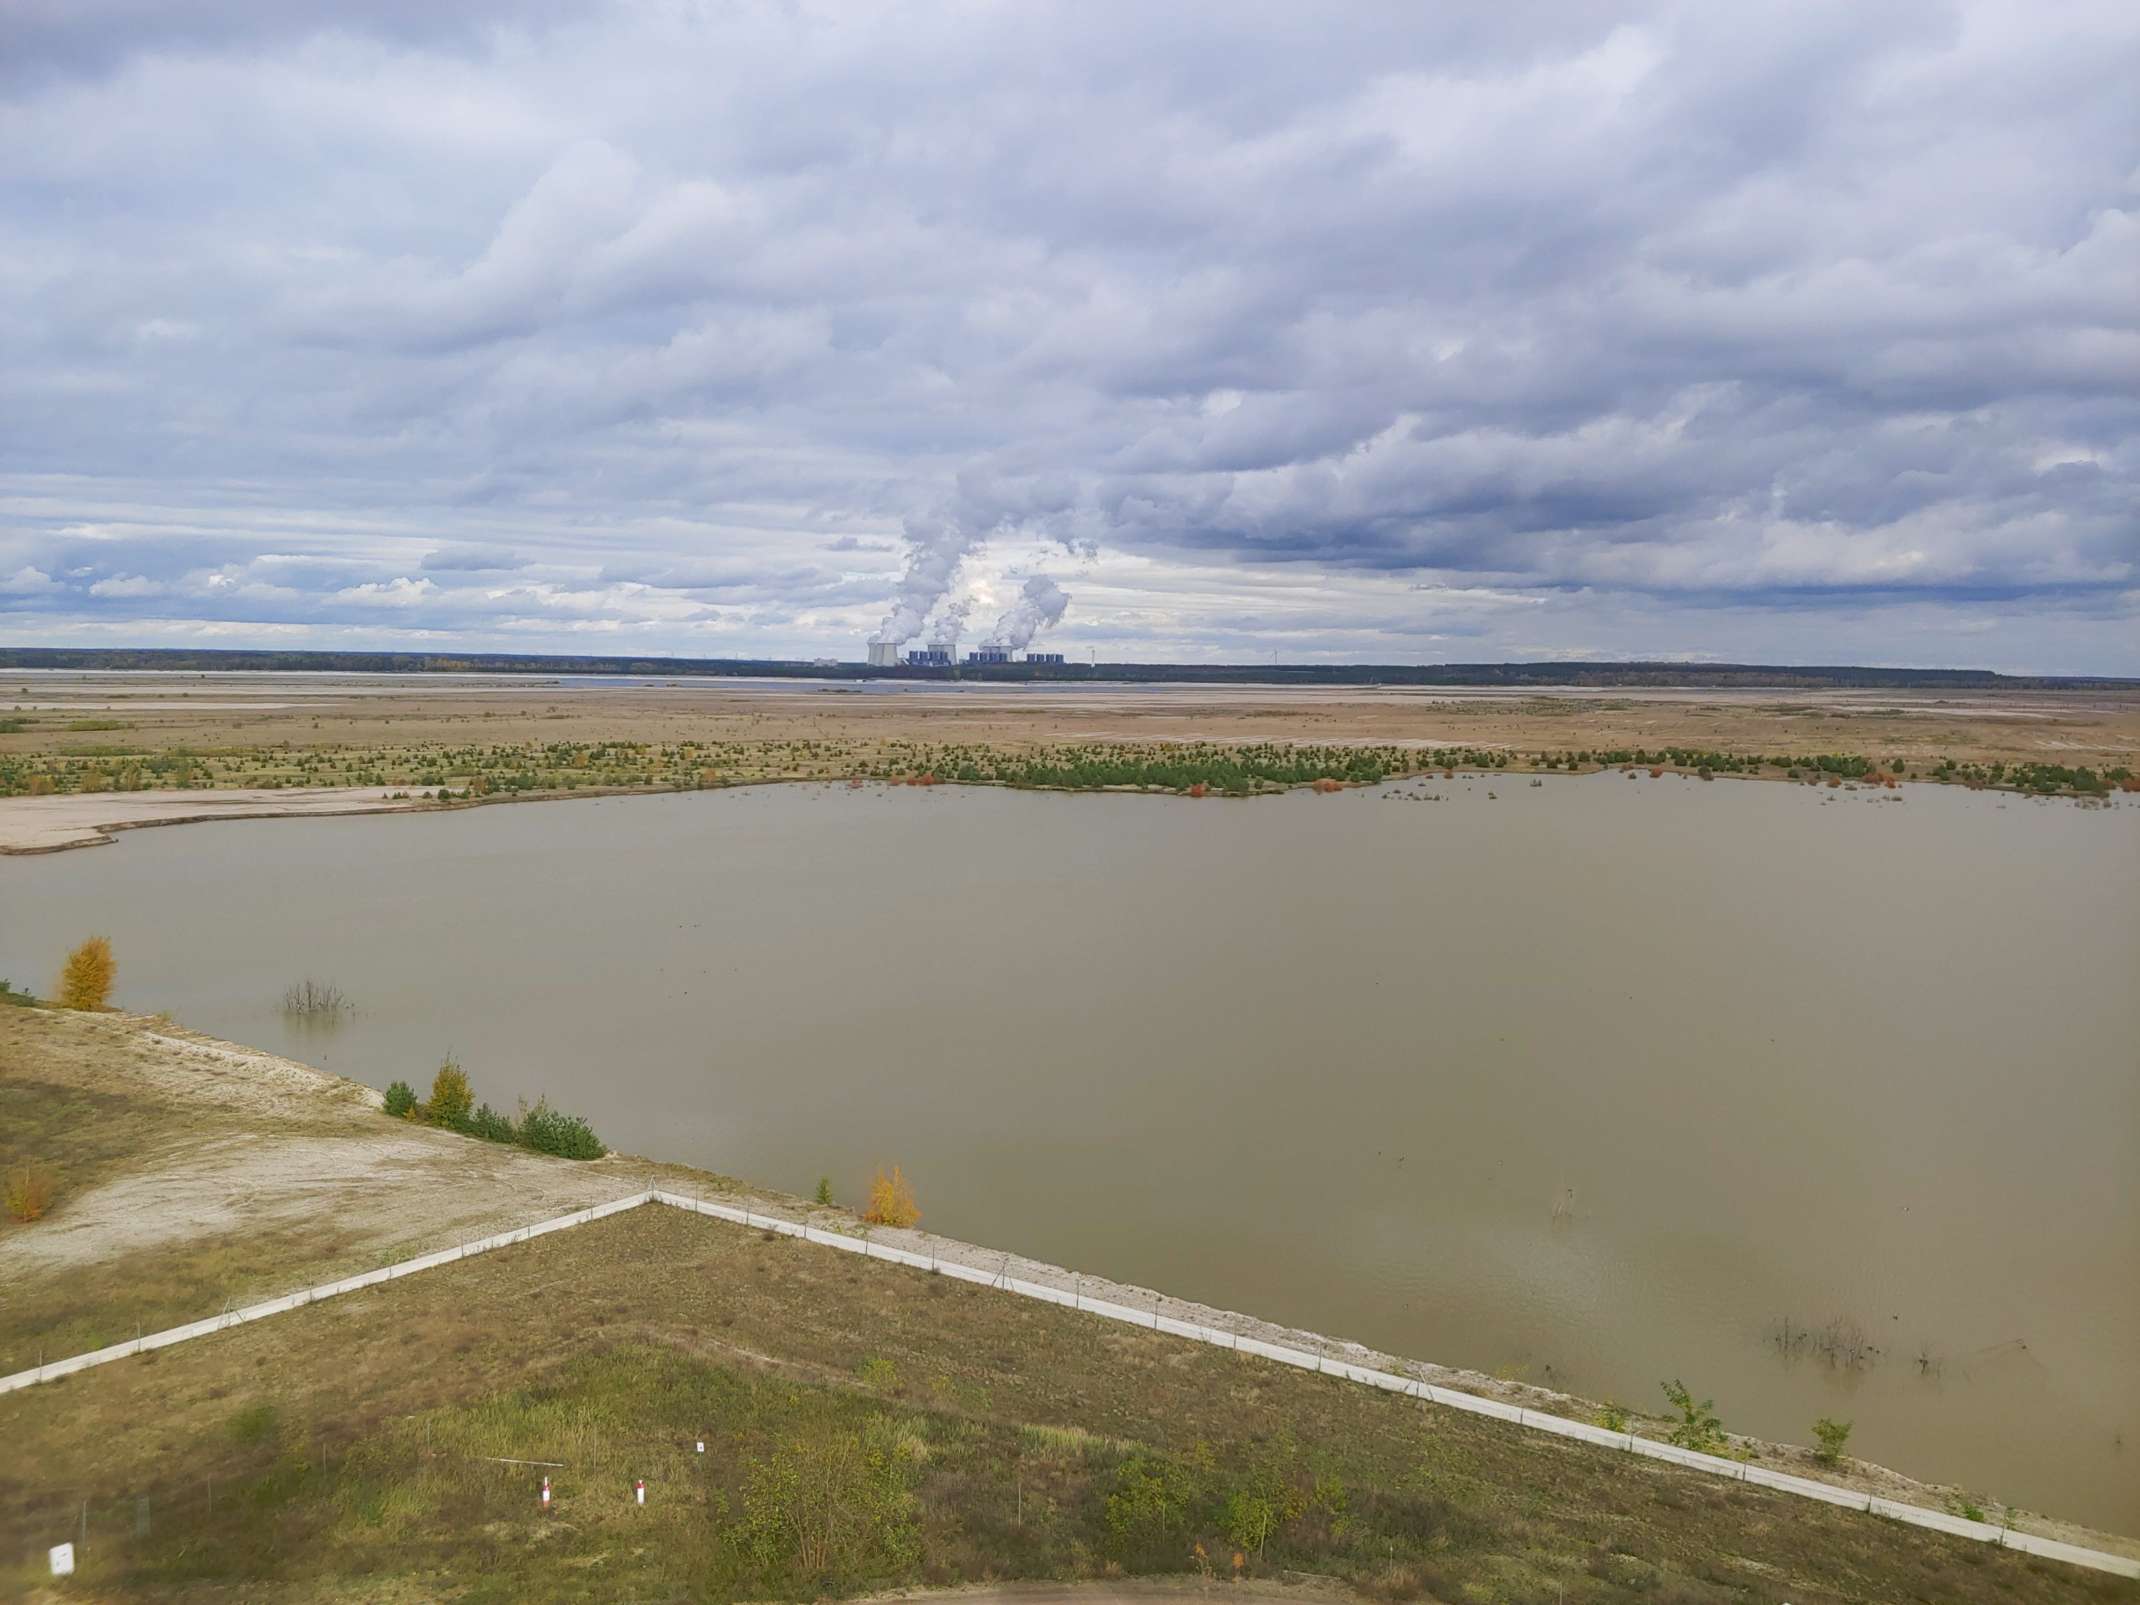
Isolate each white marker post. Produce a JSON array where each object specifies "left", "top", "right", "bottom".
[
  {"left": 634, "top": 1478, "right": 646, "bottom": 1506},
  {"left": 695, "top": 1440, "right": 706, "bottom": 1454},
  {"left": 50, "top": 1543, "right": 76, "bottom": 1577},
  {"left": 540, "top": 1476, "right": 551, "bottom": 1514}
]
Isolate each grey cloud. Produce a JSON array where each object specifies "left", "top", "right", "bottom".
[
  {"left": 2, "top": 0, "right": 2136, "bottom": 670},
  {"left": 421, "top": 546, "right": 528, "bottom": 572}
]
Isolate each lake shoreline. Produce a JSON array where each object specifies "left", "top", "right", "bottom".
[
  {"left": 8, "top": 771, "right": 2132, "bottom": 1532},
  {"left": 2, "top": 763, "right": 2125, "bottom": 855},
  {"left": 8, "top": 1003, "right": 2136, "bottom": 1562}
]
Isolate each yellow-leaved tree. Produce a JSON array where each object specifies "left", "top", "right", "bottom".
[
  {"left": 426, "top": 1059, "right": 474, "bottom": 1128},
  {"left": 864, "top": 1165, "right": 921, "bottom": 1228},
  {"left": 57, "top": 937, "right": 115, "bottom": 1011}
]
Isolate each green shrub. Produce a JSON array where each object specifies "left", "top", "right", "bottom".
[
  {"left": 734, "top": 1415, "right": 922, "bottom": 1590},
  {"left": 1660, "top": 1379, "right": 1726, "bottom": 1454},
  {"left": 382, "top": 1080, "right": 417, "bottom": 1118},
  {"left": 468, "top": 1102, "right": 517, "bottom": 1143},
  {"left": 815, "top": 1176, "right": 835, "bottom": 1206},
  {"left": 1595, "top": 1401, "right": 1630, "bottom": 1433},
  {"left": 228, "top": 1401, "right": 280, "bottom": 1445},
  {"left": 518, "top": 1097, "right": 605, "bottom": 1160},
  {"left": 1812, "top": 1417, "right": 1852, "bottom": 1465},
  {"left": 1105, "top": 1453, "right": 1201, "bottom": 1561},
  {"left": 1225, "top": 1486, "right": 1283, "bottom": 1557},
  {"left": 425, "top": 1059, "right": 473, "bottom": 1129}
]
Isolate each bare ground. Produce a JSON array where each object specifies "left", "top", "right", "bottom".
[{"left": 0, "top": 1008, "right": 637, "bottom": 1364}]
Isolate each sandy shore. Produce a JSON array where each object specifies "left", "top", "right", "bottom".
[{"left": 0, "top": 787, "right": 428, "bottom": 853}]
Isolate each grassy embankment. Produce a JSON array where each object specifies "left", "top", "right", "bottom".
[
  {"left": 10, "top": 1204, "right": 2138, "bottom": 1605},
  {"left": 4, "top": 1006, "right": 2135, "bottom": 1603}
]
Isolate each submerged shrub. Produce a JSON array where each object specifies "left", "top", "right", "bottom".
[
  {"left": 382, "top": 1079, "right": 417, "bottom": 1119},
  {"left": 280, "top": 977, "right": 349, "bottom": 1017},
  {"left": 518, "top": 1097, "right": 605, "bottom": 1160}
]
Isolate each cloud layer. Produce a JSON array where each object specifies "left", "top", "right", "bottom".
[{"left": 2, "top": 0, "right": 2135, "bottom": 669}]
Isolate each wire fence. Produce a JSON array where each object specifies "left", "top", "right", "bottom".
[{"left": 7, "top": 1186, "right": 2136, "bottom": 1582}]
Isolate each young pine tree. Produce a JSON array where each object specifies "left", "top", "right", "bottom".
[{"left": 425, "top": 1059, "right": 474, "bottom": 1129}]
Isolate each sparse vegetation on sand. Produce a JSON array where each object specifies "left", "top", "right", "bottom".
[
  {"left": 378, "top": 1055, "right": 606, "bottom": 1160},
  {"left": 3, "top": 724, "right": 2132, "bottom": 806}
]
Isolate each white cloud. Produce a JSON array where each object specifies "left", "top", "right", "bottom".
[
  {"left": 1, "top": 566, "right": 61, "bottom": 595},
  {"left": 332, "top": 576, "right": 438, "bottom": 606},
  {"left": 87, "top": 572, "right": 166, "bottom": 596}
]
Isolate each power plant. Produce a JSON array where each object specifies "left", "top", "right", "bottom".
[
  {"left": 867, "top": 572, "right": 1072, "bottom": 669},
  {"left": 863, "top": 640, "right": 1065, "bottom": 668}
]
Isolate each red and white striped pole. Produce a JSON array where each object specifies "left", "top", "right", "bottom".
[
  {"left": 634, "top": 1478, "right": 646, "bottom": 1506},
  {"left": 540, "top": 1475, "right": 551, "bottom": 1513}
]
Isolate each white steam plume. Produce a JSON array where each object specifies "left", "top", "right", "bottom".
[
  {"left": 985, "top": 574, "right": 1070, "bottom": 649},
  {"left": 871, "top": 511, "right": 980, "bottom": 646},
  {"left": 927, "top": 596, "right": 972, "bottom": 648}
]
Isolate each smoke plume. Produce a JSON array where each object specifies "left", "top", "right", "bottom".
[{"left": 986, "top": 574, "right": 1070, "bottom": 649}]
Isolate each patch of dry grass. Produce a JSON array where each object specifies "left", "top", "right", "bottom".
[{"left": 2, "top": 1208, "right": 2131, "bottom": 1604}]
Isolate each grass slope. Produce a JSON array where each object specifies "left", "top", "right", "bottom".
[{"left": 3, "top": 1207, "right": 2131, "bottom": 1604}]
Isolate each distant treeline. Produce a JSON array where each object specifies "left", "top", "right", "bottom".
[{"left": 2, "top": 647, "right": 2130, "bottom": 692}]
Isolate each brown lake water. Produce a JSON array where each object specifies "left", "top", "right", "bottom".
[{"left": 3, "top": 774, "right": 2135, "bottom": 1531}]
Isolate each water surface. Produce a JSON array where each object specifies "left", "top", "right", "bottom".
[{"left": 4, "top": 774, "right": 2134, "bottom": 1530}]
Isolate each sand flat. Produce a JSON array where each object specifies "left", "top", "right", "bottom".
[{"left": 0, "top": 786, "right": 423, "bottom": 853}]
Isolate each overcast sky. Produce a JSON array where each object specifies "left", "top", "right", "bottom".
[{"left": 2, "top": 1, "right": 2135, "bottom": 669}]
